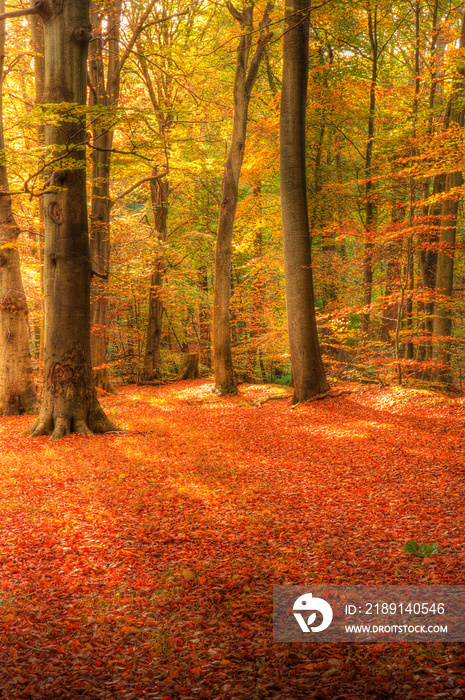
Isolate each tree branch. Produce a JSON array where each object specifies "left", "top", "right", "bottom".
[
  {"left": 0, "top": 7, "right": 37, "bottom": 21},
  {"left": 116, "top": 0, "right": 158, "bottom": 79},
  {"left": 111, "top": 171, "right": 168, "bottom": 205},
  {"left": 226, "top": 0, "right": 244, "bottom": 23},
  {"left": 245, "top": 2, "right": 273, "bottom": 96}
]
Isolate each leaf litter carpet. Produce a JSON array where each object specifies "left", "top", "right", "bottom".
[{"left": 0, "top": 379, "right": 464, "bottom": 699}]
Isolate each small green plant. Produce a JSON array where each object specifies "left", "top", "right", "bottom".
[{"left": 403, "top": 539, "right": 446, "bottom": 557}]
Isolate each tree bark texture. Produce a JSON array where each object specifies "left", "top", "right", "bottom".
[
  {"left": 135, "top": 12, "right": 175, "bottom": 381},
  {"left": 0, "top": 0, "right": 38, "bottom": 415},
  {"left": 212, "top": 1, "right": 272, "bottom": 394},
  {"left": 144, "top": 171, "right": 168, "bottom": 380},
  {"left": 416, "top": 4, "right": 444, "bottom": 372},
  {"left": 361, "top": 4, "right": 378, "bottom": 336},
  {"left": 432, "top": 14, "right": 465, "bottom": 383},
  {"left": 30, "top": 10, "right": 45, "bottom": 365},
  {"left": 30, "top": 0, "right": 118, "bottom": 438},
  {"left": 88, "top": 0, "right": 122, "bottom": 393},
  {"left": 280, "top": 0, "right": 329, "bottom": 404}
]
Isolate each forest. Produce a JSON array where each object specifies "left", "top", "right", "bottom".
[
  {"left": 3, "top": 0, "right": 465, "bottom": 409},
  {"left": 0, "top": 0, "right": 465, "bottom": 698}
]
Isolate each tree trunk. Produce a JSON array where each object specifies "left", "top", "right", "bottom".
[
  {"left": 212, "top": 1, "right": 272, "bottom": 394},
  {"left": 177, "top": 353, "right": 199, "bottom": 380},
  {"left": 29, "top": 0, "right": 118, "bottom": 439},
  {"left": 432, "top": 14, "right": 465, "bottom": 384},
  {"left": 88, "top": 0, "right": 122, "bottom": 393},
  {"left": 361, "top": 4, "right": 378, "bottom": 336},
  {"left": 198, "top": 266, "right": 211, "bottom": 368},
  {"left": 144, "top": 170, "right": 169, "bottom": 380},
  {"left": 416, "top": 1, "right": 444, "bottom": 373},
  {"left": 280, "top": 0, "right": 329, "bottom": 405},
  {"left": 30, "top": 9, "right": 45, "bottom": 366},
  {"left": 432, "top": 175, "right": 461, "bottom": 382},
  {"left": 0, "top": 0, "right": 38, "bottom": 416}
]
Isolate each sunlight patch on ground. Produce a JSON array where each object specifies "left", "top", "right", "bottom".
[{"left": 172, "top": 383, "right": 216, "bottom": 400}]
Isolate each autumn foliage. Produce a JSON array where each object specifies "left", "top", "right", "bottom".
[{"left": 1, "top": 380, "right": 464, "bottom": 698}]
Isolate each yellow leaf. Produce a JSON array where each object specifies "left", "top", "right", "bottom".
[{"left": 182, "top": 567, "right": 196, "bottom": 582}]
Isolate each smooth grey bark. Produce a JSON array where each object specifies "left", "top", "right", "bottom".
[
  {"left": 29, "top": 0, "right": 118, "bottom": 438},
  {"left": 280, "top": 0, "right": 329, "bottom": 404},
  {"left": 212, "top": 1, "right": 272, "bottom": 394},
  {"left": 0, "top": 0, "right": 38, "bottom": 415}
]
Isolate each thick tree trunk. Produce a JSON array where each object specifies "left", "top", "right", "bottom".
[
  {"left": 0, "top": 0, "right": 38, "bottom": 415},
  {"left": 212, "top": 1, "right": 272, "bottom": 394},
  {"left": 30, "top": 0, "right": 118, "bottom": 438},
  {"left": 144, "top": 171, "right": 169, "bottom": 380},
  {"left": 280, "top": 0, "right": 329, "bottom": 405},
  {"left": 177, "top": 353, "right": 199, "bottom": 380}
]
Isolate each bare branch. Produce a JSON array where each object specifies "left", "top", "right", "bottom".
[
  {"left": 0, "top": 7, "right": 37, "bottom": 21},
  {"left": 112, "top": 171, "right": 168, "bottom": 205},
  {"left": 245, "top": 2, "right": 273, "bottom": 95},
  {"left": 117, "top": 0, "right": 158, "bottom": 78},
  {"left": 226, "top": 0, "right": 243, "bottom": 22}
]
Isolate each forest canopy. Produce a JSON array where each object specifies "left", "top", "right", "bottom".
[{"left": 1, "top": 0, "right": 465, "bottom": 424}]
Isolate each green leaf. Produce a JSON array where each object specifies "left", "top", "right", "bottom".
[{"left": 403, "top": 539, "right": 418, "bottom": 553}]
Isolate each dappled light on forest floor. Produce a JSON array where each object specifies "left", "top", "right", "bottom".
[{"left": 0, "top": 379, "right": 465, "bottom": 699}]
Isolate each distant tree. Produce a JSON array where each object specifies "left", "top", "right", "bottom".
[
  {"left": 432, "top": 13, "right": 465, "bottom": 383},
  {"left": 0, "top": 0, "right": 38, "bottom": 416},
  {"left": 213, "top": 0, "right": 272, "bottom": 394},
  {"left": 88, "top": 0, "right": 158, "bottom": 392}
]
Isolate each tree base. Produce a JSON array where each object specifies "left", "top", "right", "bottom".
[
  {"left": 177, "top": 353, "right": 200, "bottom": 380},
  {"left": 94, "top": 368, "right": 117, "bottom": 395},
  {"left": 29, "top": 392, "right": 120, "bottom": 440},
  {"left": 0, "top": 386, "right": 39, "bottom": 416},
  {"left": 214, "top": 383, "right": 238, "bottom": 396}
]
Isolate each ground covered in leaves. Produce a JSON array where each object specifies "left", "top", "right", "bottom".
[{"left": 1, "top": 379, "right": 465, "bottom": 699}]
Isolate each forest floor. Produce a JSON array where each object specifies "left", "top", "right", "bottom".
[{"left": 0, "top": 378, "right": 465, "bottom": 699}]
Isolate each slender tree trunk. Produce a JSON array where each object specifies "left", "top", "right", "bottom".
[
  {"left": 198, "top": 266, "right": 211, "bottom": 367},
  {"left": 417, "top": 0, "right": 444, "bottom": 372},
  {"left": 432, "top": 14, "right": 465, "bottom": 383},
  {"left": 29, "top": 0, "right": 118, "bottom": 439},
  {"left": 88, "top": 0, "right": 122, "bottom": 393},
  {"left": 0, "top": 0, "right": 38, "bottom": 415},
  {"left": 212, "top": 1, "right": 272, "bottom": 394},
  {"left": 135, "top": 13, "right": 174, "bottom": 381},
  {"left": 280, "top": 0, "right": 329, "bottom": 404},
  {"left": 401, "top": 0, "right": 421, "bottom": 369},
  {"left": 361, "top": 3, "right": 378, "bottom": 336},
  {"left": 30, "top": 10, "right": 45, "bottom": 366},
  {"left": 144, "top": 170, "right": 169, "bottom": 380}
]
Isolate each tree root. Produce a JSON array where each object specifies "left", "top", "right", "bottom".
[
  {"left": 290, "top": 389, "right": 353, "bottom": 408},
  {"left": 254, "top": 393, "right": 292, "bottom": 408},
  {"left": 29, "top": 397, "right": 121, "bottom": 440}
]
